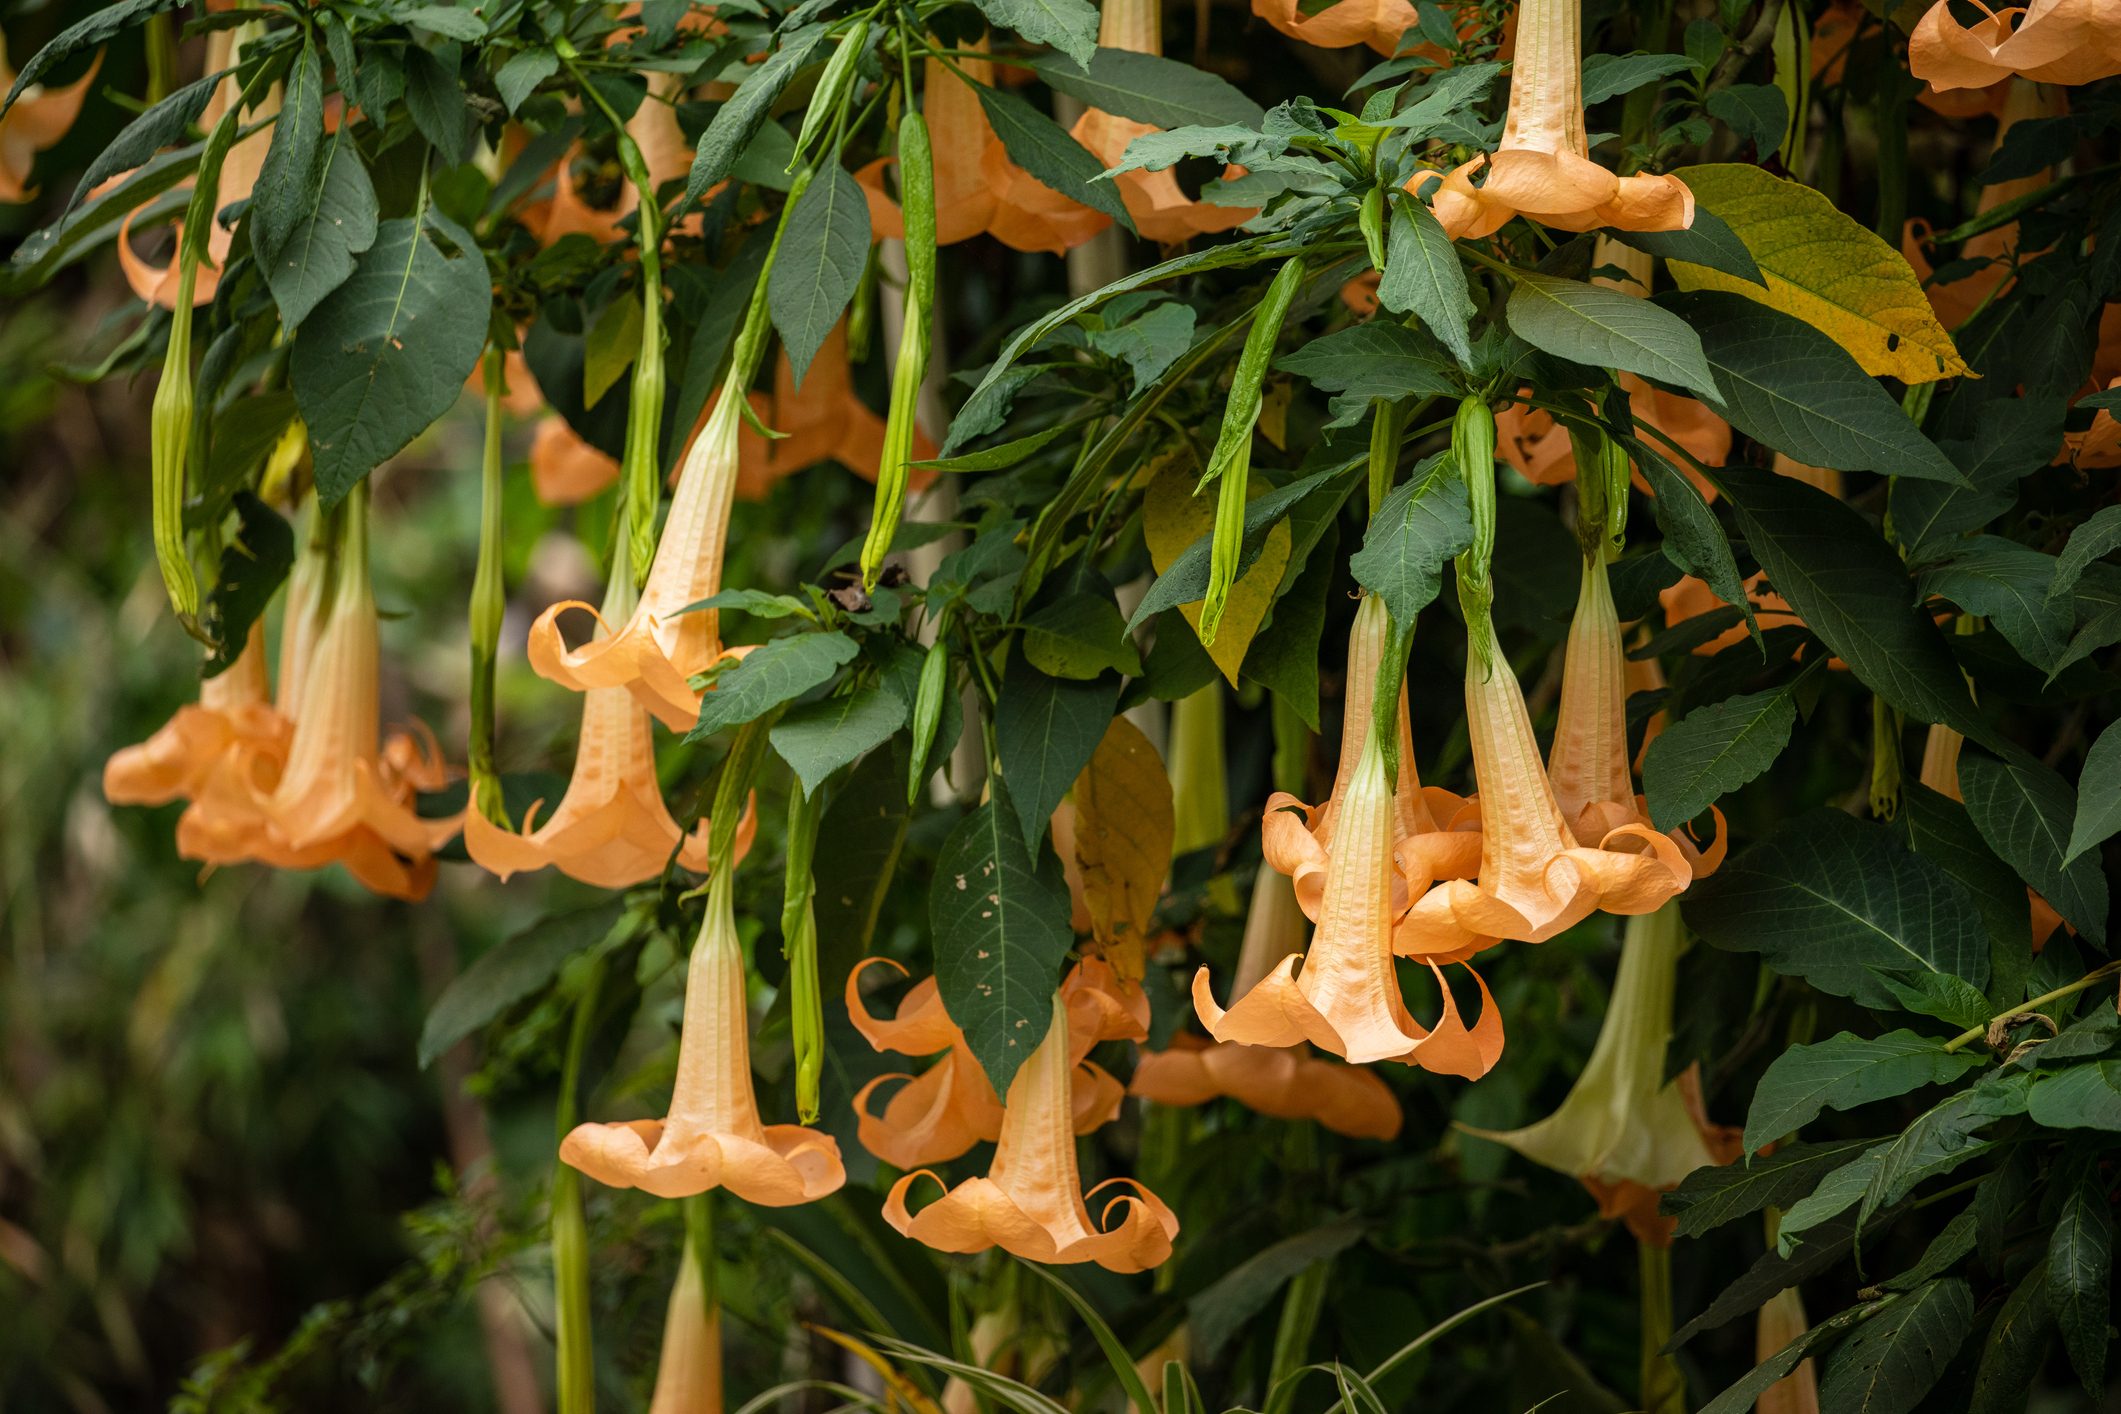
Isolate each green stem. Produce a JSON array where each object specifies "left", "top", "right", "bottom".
[
  {"left": 469, "top": 348, "right": 508, "bottom": 826},
  {"left": 553, "top": 957, "right": 607, "bottom": 1414},
  {"left": 1944, "top": 962, "right": 2121, "bottom": 1052},
  {"left": 1637, "top": 1241, "right": 1683, "bottom": 1414}
]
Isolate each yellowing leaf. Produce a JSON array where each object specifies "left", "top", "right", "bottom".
[
  {"left": 1667, "top": 163, "right": 1970, "bottom": 384},
  {"left": 1070, "top": 716, "right": 1173, "bottom": 963},
  {"left": 1142, "top": 457, "right": 1290, "bottom": 683}
]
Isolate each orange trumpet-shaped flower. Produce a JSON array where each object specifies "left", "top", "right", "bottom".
[
  {"left": 884, "top": 990, "right": 1178, "bottom": 1272},
  {"left": 467, "top": 575, "right": 754, "bottom": 888},
  {"left": 1396, "top": 602, "right": 1697, "bottom": 957},
  {"left": 1911, "top": 0, "right": 2121, "bottom": 92},
  {"left": 1132, "top": 866, "right": 1404, "bottom": 1139},
  {"left": 527, "top": 72, "right": 697, "bottom": 248},
  {"left": 562, "top": 867, "right": 846, "bottom": 1203},
  {"left": 1250, "top": 0, "right": 1422, "bottom": 56},
  {"left": 0, "top": 32, "right": 98, "bottom": 204},
  {"left": 1657, "top": 572, "right": 1805, "bottom": 656},
  {"left": 1902, "top": 82, "right": 2067, "bottom": 331},
  {"left": 103, "top": 623, "right": 285, "bottom": 806},
  {"left": 1068, "top": 0, "right": 1254, "bottom": 242},
  {"left": 531, "top": 416, "right": 622, "bottom": 506},
  {"left": 1425, "top": 0, "right": 1692, "bottom": 239},
  {"left": 858, "top": 47, "right": 1109, "bottom": 256},
  {"left": 529, "top": 369, "right": 746, "bottom": 730},
  {"left": 846, "top": 956, "right": 1144, "bottom": 1168},
  {"left": 2065, "top": 379, "right": 2121, "bottom": 468},
  {"left": 1462, "top": 904, "right": 1739, "bottom": 1246},
  {"left": 1195, "top": 595, "right": 1502, "bottom": 1074},
  {"left": 648, "top": 1239, "right": 723, "bottom": 1414},
  {"left": 735, "top": 323, "right": 939, "bottom": 499},
  {"left": 1548, "top": 558, "right": 1725, "bottom": 872}
]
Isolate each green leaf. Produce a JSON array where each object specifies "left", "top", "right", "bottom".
[
  {"left": 2049, "top": 1158, "right": 2114, "bottom": 1391},
  {"left": 1187, "top": 1220, "right": 1366, "bottom": 1360},
  {"left": 1819, "top": 1280, "right": 1975, "bottom": 1414},
  {"left": 2067, "top": 717, "right": 2121, "bottom": 863},
  {"left": 686, "top": 632, "right": 860, "bottom": 739},
  {"left": 1605, "top": 209, "right": 1764, "bottom": 287},
  {"left": 582, "top": 294, "right": 641, "bottom": 410},
  {"left": 403, "top": 46, "right": 475, "bottom": 164},
  {"left": 2027, "top": 1061, "right": 2121, "bottom": 1131},
  {"left": 1016, "top": 1264, "right": 1162, "bottom": 1414},
  {"left": 968, "top": 0, "right": 1100, "bottom": 68},
  {"left": 1894, "top": 784, "right": 2031, "bottom": 1009},
  {"left": 1377, "top": 200, "right": 1474, "bottom": 365},
  {"left": 1577, "top": 51, "right": 1696, "bottom": 104},
  {"left": 1709, "top": 462, "right": 1998, "bottom": 749},
  {"left": 678, "top": 588, "right": 815, "bottom": 620},
  {"left": 929, "top": 783, "right": 1076, "bottom": 1095},
  {"left": 1862, "top": 1076, "right": 2031, "bottom": 1221},
  {"left": 1, "top": 0, "right": 178, "bottom": 119},
  {"left": 1661, "top": 1137, "right": 1884, "bottom": 1238},
  {"left": 1891, "top": 397, "right": 2057, "bottom": 563},
  {"left": 1504, "top": 273, "right": 1718, "bottom": 400},
  {"left": 401, "top": 4, "right": 487, "bottom": 40},
  {"left": 973, "top": 82, "right": 1135, "bottom": 234},
  {"left": 1375, "top": 62, "right": 1503, "bottom": 136},
  {"left": 418, "top": 903, "right": 624, "bottom": 1067},
  {"left": 1959, "top": 750, "right": 2109, "bottom": 946},
  {"left": 769, "top": 163, "right": 871, "bottom": 383},
  {"left": 67, "top": 67, "right": 224, "bottom": 214},
  {"left": 1969, "top": 1260, "right": 2054, "bottom": 1414},
  {"left": 1743, "top": 1031, "right": 1985, "bottom": 1155},
  {"left": 1660, "top": 291, "right": 1964, "bottom": 483},
  {"left": 494, "top": 49, "right": 558, "bottom": 114},
  {"left": 291, "top": 214, "right": 491, "bottom": 507},
  {"left": 1916, "top": 537, "right": 2069, "bottom": 674},
  {"left": 1874, "top": 970, "right": 1994, "bottom": 1029},
  {"left": 1706, "top": 83, "right": 1788, "bottom": 154},
  {"left": 1029, "top": 48, "right": 1265, "bottom": 128},
  {"left": 1673, "top": 1208, "right": 1877, "bottom": 1345},
  {"left": 770, "top": 684, "right": 909, "bottom": 797},
  {"left": 1628, "top": 436, "right": 1757, "bottom": 644},
  {"left": 1684, "top": 809, "right": 1991, "bottom": 1007},
  {"left": 994, "top": 654, "right": 1120, "bottom": 851},
  {"left": 250, "top": 44, "right": 326, "bottom": 281},
  {"left": 258, "top": 121, "right": 379, "bottom": 330},
  {"left": 1021, "top": 592, "right": 1143, "bottom": 680},
  {"left": 1778, "top": 1147, "right": 1888, "bottom": 1250},
  {"left": 1642, "top": 682, "right": 1796, "bottom": 832},
  {"left": 200, "top": 493, "right": 295, "bottom": 678},
  {"left": 1097, "top": 123, "right": 1279, "bottom": 178},
  {"left": 1697, "top": 1310, "right": 1859, "bottom": 1414},
  {"left": 1348, "top": 453, "right": 1473, "bottom": 628},
  {"left": 682, "top": 26, "right": 828, "bottom": 209},
  {"left": 1087, "top": 302, "right": 1197, "bottom": 392},
  {"left": 1276, "top": 323, "right": 1460, "bottom": 402},
  {"left": 2049, "top": 503, "right": 2121, "bottom": 605}
]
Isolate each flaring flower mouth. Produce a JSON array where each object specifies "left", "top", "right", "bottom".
[
  {"left": 1910, "top": 0, "right": 2121, "bottom": 91},
  {"left": 883, "top": 990, "right": 1177, "bottom": 1272},
  {"left": 562, "top": 870, "right": 846, "bottom": 1206}
]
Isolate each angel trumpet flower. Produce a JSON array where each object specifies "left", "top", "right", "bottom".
[
  {"left": 735, "top": 322, "right": 938, "bottom": 499},
  {"left": 0, "top": 32, "right": 98, "bottom": 204},
  {"left": 846, "top": 957, "right": 1143, "bottom": 1168},
  {"left": 1133, "top": 865, "right": 1404, "bottom": 1139},
  {"left": 562, "top": 867, "right": 846, "bottom": 1203},
  {"left": 1195, "top": 594, "right": 1502, "bottom": 1074},
  {"left": 648, "top": 1235, "right": 723, "bottom": 1414},
  {"left": 531, "top": 416, "right": 622, "bottom": 506},
  {"left": 529, "top": 370, "right": 746, "bottom": 730},
  {"left": 858, "top": 46, "right": 1109, "bottom": 256},
  {"left": 884, "top": 991, "right": 1178, "bottom": 1272},
  {"left": 529, "top": 70, "right": 697, "bottom": 247},
  {"left": 1902, "top": 82, "right": 2069, "bottom": 330},
  {"left": 1911, "top": 0, "right": 2121, "bottom": 91},
  {"left": 103, "top": 623, "right": 285, "bottom": 806},
  {"left": 1250, "top": 0, "right": 1428, "bottom": 56},
  {"left": 2065, "top": 380, "right": 2121, "bottom": 468},
  {"left": 1461, "top": 904, "right": 1739, "bottom": 1245},
  {"left": 468, "top": 572, "right": 754, "bottom": 887},
  {"left": 1426, "top": 0, "right": 1693, "bottom": 239},
  {"left": 1068, "top": 0, "right": 1254, "bottom": 241}
]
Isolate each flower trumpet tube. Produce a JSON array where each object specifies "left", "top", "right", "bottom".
[
  {"left": 561, "top": 867, "right": 846, "bottom": 1203},
  {"left": 1132, "top": 865, "right": 1404, "bottom": 1139},
  {"left": 845, "top": 958, "right": 1141, "bottom": 1168},
  {"left": 1426, "top": 0, "right": 1693, "bottom": 238},
  {"left": 648, "top": 1218, "right": 723, "bottom": 1414},
  {"left": 1460, "top": 903, "right": 1739, "bottom": 1246},
  {"left": 1195, "top": 594, "right": 1500, "bottom": 1074},
  {"left": 859, "top": 99, "right": 934, "bottom": 592},
  {"left": 884, "top": 991, "right": 1178, "bottom": 1272},
  {"left": 529, "top": 368, "right": 746, "bottom": 730}
]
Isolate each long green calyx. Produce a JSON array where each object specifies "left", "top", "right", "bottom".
[
  {"left": 1367, "top": 397, "right": 1405, "bottom": 516},
  {"left": 1200, "top": 255, "right": 1305, "bottom": 645},
  {"left": 1567, "top": 419, "right": 1629, "bottom": 565},
  {"left": 790, "top": 19, "right": 871, "bottom": 169},
  {"left": 469, "top": 348, "right": 509, "bottom": 827},
  {"left": 780, "top": 784, "right": 825, "bottom": 1123},
  {"left": 618, "top": 130, "right": 667, "bottom": 587},
  {"left": 1452, "top": 395, "right": 1499, "bottom": 674},
  {"left": 708, "top": 714, "right": 774, "bottom": 874},
  {"left": 861, "top": 104, "right": 935, "bottom": 590},
  {"left": 906, "top": 634, "right": 949, "bottom": 806}
]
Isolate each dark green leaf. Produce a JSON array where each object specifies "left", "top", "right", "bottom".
[
  {"left": 1642, "top": 682, "right": 1796, "bottom": 832},
  {"left": 1348, "top": 452, "right": 1472, "bottom": 627},
  {"left": 291, "top": 213, "right": 491, "bottom": 506},
  {"left": 1021, "top": 592, "right": 1142, "bottom": 680},
  {"left": 68, "top": 68, "right": 223, "bottom": 213},
  {"left": 1276, "top": 322, "right": 1460, "bottom": 401},
  {"left": 1895, "top": 783, "right": 2031, "bottom": 1010},
  {"left": 994, "top": 654, "right": 1120, "bottom": 850},
  {"left": 1969, "top": 1260, "right": 2054, "bottom": 1414},
  {"left": 1188, "top": 1220, "right": 1366, "bottom": 1360},
  {"left": 929, "top": 783, "right": 1076, "bottom": 1095},
  {"left": 1818, "top": 1279, "right": 1975, "bottom": 1414},
  {"left": 1029, "top": 48, "right": 1265, "bottom": 128},
  {"left": 2050, "top": 504, "right": 2121, "bottom": 605},
  {"left": 250, "top": 44, "right": 325, "bottom": 269},
  {"left": 1916, "top": 537, "right": 2069, "bottom": 674},
  {"left": 770, "top": 684, "right": 909, "bottom": 796},
  {"left": 1577, "top": 51, "right": 1696, "bottom": 104},
  {"left": 402, "top": 4, "right": 487, "bottom": 40},
  {"left": 1661, "top": 1138, "right": 1884, "bottom": 1238},
  {"left": 1892, "top": 396, "right": 2058, "bottom": 563},
  {"left": 2067, "top": 718, "right": 2121, "bottom": 863},
  {"left": 1671, "top": 1208, "right": 1878, "bottom": 1346},
  {"left": 418, "top": 903, "right": 624, "bottom": 1067},
  {"left": 1628, "top": 436, "right": 1757, "bottom": 643},
  {"left": 2049, "top": 1158, "right": 2114, "bottom": 1390},
  {"left": 1862, "top": 1076, "right": 2031, "bottom": 1221},
  {"left": 968, "top": 0, "right": 1100, "bottom": 68},
  {"left": 1087, "top": 302, "right": 1197, "bottom": 392},
  {"left": 1743, "top": 1031, "right": 1985, "bottom": 1155},
  {"left": 1778, "top": 1147, "right": 1889, "bottom": 1249},
  {"left": 259, "top": 92, "right": 379, "bottom": 330},
  {"left": 1506, "top": 274, "right": 1718, "bottom": 400},
  {"left": 769, "top": 164, "right": 870, "bottom": 383},
  {"left": 1127, "top": 468, "right": 1344, "bottom": 630},
  {"left": 1698, "top": 1309, "right": 1861, "bottom": 1414},
  {"left": 973, "top": 82, "right": 1135, "bottom": 234},
  {"left": 1706, "top": 83, "right": 1788, "bottom": 154},
  {"left": 2027, "top": 1061, "right": 2121, "bottom": 1131},
  {"left": 1606, "top": 209, "right": 1764, "bottom": 287},
  {"left": 1379, "top": 199, "right": 1473, "bottom": 364},
  {"left": 1959, "top": 750, "right": 2108, "bottom": 945},
  {"left": 403, "top": 46, "right": 475, "bottom": 164},
  {"left": 682, "top": 26, "right": 828, "bottom": 208},
  {"left": 495, "top": 49, "right": 559, "bottom": 115},
  {"left": 1684, "top": 809, "right": 1991, "bottom": 1007},
  {"left": 2, "top": 0, "right": 179, "bottom": 119},
  {"left": 200, "top": 493, "right": 295, "bottom": 678},
  {"left": 686, "top": 632, "right": 860, "bottom": 739}
]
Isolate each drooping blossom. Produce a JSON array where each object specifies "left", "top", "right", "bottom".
[
  {"left": 562, "top": 867, "right": 846, "bottom": 1203},
  {"left": 2064, "top": 380, "right": 2121, "bottom": 468},
  {"left": 1910, "top": 0, "right": 2121, "bottom": 92},
  {"left": 1196, "top": 594, "right": 1503, "bottom": 1074},
  {"left": 1657, "top": 572, "right": 1805, "bottom": 656},
  {"left": 858, "top": 46, "right": 1109, "bottom": 256},
  {"left": 1461, "top": 904, "right": 1739, "bottom": 1245},
  {"left": 1133, "top": 865, "right": 1403, "bottom": 1138},
  {"left": 734, "top": 322, "right": 938, "bottom": 499},
  {"left": 103, "top": 623, "right": 284, "bottom": 808},
  {"left": 1069, "top": 0, "right": 1253, "bottom": 242},
  {"left": 525, "top": 71, "right": 697, "bottom": 248},
  {"left": 1424, "top": 0, "right": 1693, "bottom": 238},
  {"left": 846, "top": 956, "right": 1145, "bottom": 1168},
  {"left": 647, "top": 1238, "right": 723, "bottom": 1414},
  {"left": 529, "top": 371, "right": 747, "bottom": 730},
  {"left": 532, "top": 416, "right": 623, "bottom": 506},
  {"left": 1249, "top": 0, "right": 1454, "bottom": 57},
  {"left": 0, "top": 31, "right": 98, "bottom": 204},
  {"left": 884, "top": 991, "right": 1178, "bottom": 1271}
]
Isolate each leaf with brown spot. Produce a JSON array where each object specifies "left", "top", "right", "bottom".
[{"left": 1071, "top": 717, "right": 1174, "bottom": 959}]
